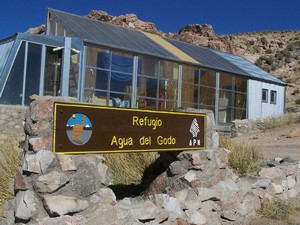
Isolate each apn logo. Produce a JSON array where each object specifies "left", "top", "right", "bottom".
[{"left": 189, "top": 118, "right": 201, "bottom": 146}]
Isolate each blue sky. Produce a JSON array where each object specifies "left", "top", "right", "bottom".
[{"left": 0, "top": 0, "right": 299, "bottom": 38}]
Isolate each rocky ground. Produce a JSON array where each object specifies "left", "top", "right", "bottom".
[{"left": 232, "top": 119, "right": 300, "bottom": 224}]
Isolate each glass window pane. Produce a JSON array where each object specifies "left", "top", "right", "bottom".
[
  {"left": 110, "top": 72, "right": 132, "bottom": 94},
  {"left": 86, "top": 45, "right": 109, "bottom": 68},
  {"left": 219, "top": 107, "right": 233, "bottom": 124},
  {"left": 220, "top": 72, "right": 233, "bottom": 90},
  {"left": 182, "top": 65, "right": 198, "bottom": 84},
  {"left": 159, "top": 80, "right": 178, "bottom": 101},
  {"left": 160, "top": 60, "right": 179, "bottom": 80},
  {"left": 200, "top": 87, "right": 215, "bottom": 106},
  {"left": 0, "top": 42, "right": 25, "bottom": 105},
  {"left": 111, "top": 51, "right": 134, "bottom": 73},
  {"left": 25, "top": 43, "right": 42, "bottom": 105},
  {"left": 44, "top": 47, "right": 62, "bottom": 96},
  {"left": 182, "top": 83, "right": 199, "bottom": 105},
  {"left": 85, "top": 47, "right": 134, "bottom": 108},
  {"left": 138, "top": 55, "right": 158, "bottom": 77},
  {"left": 136, "top": 55, "right": 159, "bottom": 110},
  {"left": 262, "top": 89, "right": 268, "bottom": 102},
  {"left": 235, "top": 93, "right": 247, "bottom": 109},
  {"left": 164, "top": 101, "right": 177, "bottom": 111},
  {"left": 69, "top": 53, "right": 79, "bottom": 97},
  {"left": 137, "top": 76, "right": 158, "bottom": 98},
  {"left": 270, "top": 90, "right": 277, "bottom": 104},
  {"left": 200, "top": 69, "right": 215, "bottom": 87},
  {"left": 235, "top": 108, "right": 247, "bottom": 120},
  {"left": 219, "top": 90, "right": 233, "bottom": 107},
  {"left": 235, "top": 75, "right": 247, "bottom": 93},
  {"left": 137, "top": 97, "right": 157, "bottom": 110},
  {"left": 84, "top": 89, "right": 112, "bottom": 106}
]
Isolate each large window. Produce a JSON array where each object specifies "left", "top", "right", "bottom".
[
  {"left": 181, "top": 65, "right": 200, "bottom": 109},
  {"left": 69, "top": 53, "right": 79, "bottom": 97},
  {"left": 136, "top": 55, "right": 159, "bottom": 109},
  {"left": 44, "top": 47, "right": 62, "bottom": 96},
  {"left": 83, "top": 45, "right": 249, "bottom": 125},
  {"left": 159, "top": 60, "right": 179, "bottom": 110},
  {"left": 218, "top": 72, "right": 247, "bottom": 124},
  {"left": 84, "top": 45, "right": 134, "bottom": 107},
  {"left": 24, "top": 43, "right": 42, "bottom": 105},
  {"left": 0, "top": 43, "right": 25, "bottom": 105},
  {"left": 0, "top": 42, "right": 42, "bottom": 105},
  {"left": 136, "top": 55, "right": 179, "bottom": 110},
  {"left": 181, "top": 67, "right": 217, "bottom": 112},
  {"left": 199, "top": 69, "right": 216, "bottom": 112}
]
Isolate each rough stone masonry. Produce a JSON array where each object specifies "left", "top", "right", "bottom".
[{"left": 1, "top": 95, "right": 300, "bottom": 225}]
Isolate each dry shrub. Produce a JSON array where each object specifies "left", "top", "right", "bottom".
[
  {"left": 104, "top": 152, "right": 159, "bottom": 185},
  {"left": 260, "top": 198, "right": 295, "bottom": 220},
  {"left": 255, "top": 113, "right": 300, "bottom": 131},
  {"left": 219, "top": 136, "right": 263, "bottom": 177},
  {"left": 0, "top": 138, "right": 21, "bottom": 216}
]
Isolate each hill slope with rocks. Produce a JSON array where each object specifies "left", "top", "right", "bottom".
[{"left": 28, "top": 10, "right": 300, "bottom": 110}]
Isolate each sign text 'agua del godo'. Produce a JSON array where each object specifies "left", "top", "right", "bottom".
[{"left": 53, "top": 102, "right": 206, "bottom": 154}]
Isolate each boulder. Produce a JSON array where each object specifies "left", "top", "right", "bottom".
[{"left": 43, "top": 195, "right": 89, "bottom": 216}]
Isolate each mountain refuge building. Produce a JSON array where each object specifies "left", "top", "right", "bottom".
[{"left": 0, "top": 8, "right": 286, "bottom": 129}]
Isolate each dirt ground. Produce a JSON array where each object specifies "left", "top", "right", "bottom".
[
  {"left": 231, "top": 123, "right": 300, "bottom": 161},
  {"left": 231, "top": 123, "right": 300, "bottom": 224}
]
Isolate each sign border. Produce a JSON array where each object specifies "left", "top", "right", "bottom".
[{"left": 53, "top": 102, "right": 206, "bottom": 154}]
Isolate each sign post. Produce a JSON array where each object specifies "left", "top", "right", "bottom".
[{"left": 53, "top": 102, "right": 206, "bottom": 154}]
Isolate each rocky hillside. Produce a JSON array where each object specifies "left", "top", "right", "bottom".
[{"left": 28, "top": 10, "right": 300, "bottom": 110}]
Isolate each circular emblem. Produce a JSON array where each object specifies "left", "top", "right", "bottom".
[{"left": 66, "top": 113, "right": 92, "bottom": 145}]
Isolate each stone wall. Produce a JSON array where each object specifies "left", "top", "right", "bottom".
[
  {"left": 1, "top": 96, "right": 300, "bottom": 225},
  {"left": 0, "top": 104, "right": 26, "bottom": 143},
  {"left": 231, "top": 112, "right": 300, "bottom": 137}
]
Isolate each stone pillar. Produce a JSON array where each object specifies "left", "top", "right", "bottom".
[
  {"left": 6, "top": 95, "right": 113, "bottom": 224},
  {"left": 0, "top": 104, "right": 26, "bottom": 143}
]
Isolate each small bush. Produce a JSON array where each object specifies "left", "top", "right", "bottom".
[
  {"left": 104, "top": 152, "right": 159, "bottom": 185},
  {"left": 260, "top": 198, "right": 294, "bottom": 220},
  {"left": 275, "top": 52, "right": 284, "bottom": 60},
  {"left": 255, "top": 58, "right": 263, "bottom": 67},
  {"left": 265, "top": 49, "right": 273, "bottom": 54},
  {"left": 282, "top": 49, "right": 291, "bottom": 58},
  {"left": 0, "top": 138, "right": 21, "bottom": 216},
  {"left": 265, "top": 56, "right": 274, "bottom": 65},
  {"left": 219, "top": 136, "right": 263, "bottom": 177}
]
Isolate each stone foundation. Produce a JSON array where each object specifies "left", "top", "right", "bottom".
[{"left": 0, "top": 105, "right": 26, "bottom": 143}]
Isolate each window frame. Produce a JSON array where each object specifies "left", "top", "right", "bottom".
[
  {"left": 270, "top": 90, "right": 277, "bottom": 104},
  {"left": 262, "top": 89, "right": 268, "bottom": 103}
]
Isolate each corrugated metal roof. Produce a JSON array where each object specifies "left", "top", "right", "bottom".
[
  {"left": 142, "top": 32, "right": 198, "bottom": 64},
  {"left": 48, "top": 8, "right": 285, "bottom": 86},
  {"left": 165, "top": 38, "right": 251, "bottom": 76},
  {"left": 48, "top": 8, "right": 180, "bottom": 61},
  {"left": 212, "top": 50, "right": 286, "bottom": 85}
]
